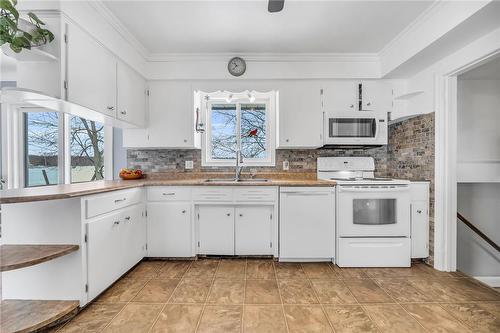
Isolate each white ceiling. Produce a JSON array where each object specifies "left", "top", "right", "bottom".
[
  {"left": 102, "top": 0, "right": 433, "bottom": 55},
  {"left": 460, "top": 55, "right": 500, "bottom": 80}
]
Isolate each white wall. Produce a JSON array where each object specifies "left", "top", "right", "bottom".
[
  {"left": 457, "top": 79, "right": 500, "bottom": 182},
  {"left": 457, "top": 183, "right": 500, "bottom": 281}
]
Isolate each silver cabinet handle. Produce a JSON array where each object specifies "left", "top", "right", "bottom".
[
  {"left": 162, "top": 192, "right": 175, "bottom": 196},
  {"left": 114, "top": 198, "right": 126, "bottom": 203},
  {"left": 114, "top": 221, "right": 120, "bottom": 225},
  {"left": 107, "top": 106, "right": 115, "bottom": 111},
  {"left": 417, "top": 210, "right": 422, "bottom": 214},
  {"left": 124, "top": 216, "right": 131, "bottom": 221},
  {"left": 226, "top": 213, "right": 231, "bottom": 216},
  {"left": 350, "top": 104, "right": 354, "bottom": 108},
  {"left": 182, "top": 210, "right": 186, "bottom": 214},
  {"left": 285, "top": 139, "right": 289, "bottom": 142},
  {"left": 183, "top": 139, "right": 188, "bottom": 143},
  {"left": 239, "top": 214, "right": 243, "bottom": 217},
  {"left": 367, "top": 102, "right": 371, "bottom": 106},
  {"left": 120, "top": 110, "right": 127, "bottom": 115}
]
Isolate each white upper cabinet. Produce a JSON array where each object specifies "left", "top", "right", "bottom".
[
  {"left": 124, "top": 81, "right": 199, "bottom": 148},
  {"left": 277, "top": 82, "right": 323, "bottom": 148},
  {"left": 323, "top": 81, "right": 392, "bottom": 113},
  {"left": 117, "top": 61, "right": 147, "bottom": 127},
  {"left": 67, "top": 22, "right": 117, "bottom": 118},
  {"left": 360, "top": 81, "right": 392, "bottom": 112},
  {"left": 322, "top": 81, "right": 358, "bottom": 112}
]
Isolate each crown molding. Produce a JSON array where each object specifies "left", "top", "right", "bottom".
[
  {"left": 146, "top": 52, "right": 380, "bottom": 63},
  {"left": 89, "top": 0, "right": 150, "bottom": 59},
  {"left": 378, "top": 0, "right": 444, "bottom": 58}
]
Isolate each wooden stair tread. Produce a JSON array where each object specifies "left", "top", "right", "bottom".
[
  {"left": 0, "top": 244, "right": 79, "bottom": 272},
  {"left": 0, "top": 299, "right": 79, "bottom": 333}
]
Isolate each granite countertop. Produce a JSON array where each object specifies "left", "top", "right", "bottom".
[{"left": 0, "top": 172, "right": 335, "bottom": 204}]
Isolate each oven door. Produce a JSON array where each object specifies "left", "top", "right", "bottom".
[
  {"left": 324, "top": 112, "right": 387, "bottom": 145},
  {"left": 337, "top": 185, "right": 410, "bottom": 237}
]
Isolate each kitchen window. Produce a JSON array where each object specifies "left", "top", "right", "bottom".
[
  {"left": 20, "top": 111, "right": 110, "bottom": 187},
  {"left": 70, "top": 117, "right": 105, "bottom": 183},
  {"left": 200, "top": 91, "right": 276, "bottom": 166},
  {"left": 24, "top": 111, "right": 61, "bottom": 187}
]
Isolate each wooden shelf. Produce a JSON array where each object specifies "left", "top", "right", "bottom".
[
  {"left": 0, "top": 244, "right": 79, "bottom": 272},
  {"left": 0, "top": 299, "right": 79, "bottom": 333}
]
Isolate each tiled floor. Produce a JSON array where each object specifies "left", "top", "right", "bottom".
[{"left": 55, "top": 259, "right": 500, "bottom": 332}]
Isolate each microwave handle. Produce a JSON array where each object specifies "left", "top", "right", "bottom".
[{"left": 339, "top": 186, "right": 408, "bottom": 193}]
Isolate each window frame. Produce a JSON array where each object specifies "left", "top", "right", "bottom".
[
  {"left": 18, "top": 109, "right": 113, "bottom": 188},
  {"left": 201, "top": 90, "right": 276, "bottom": 167}
]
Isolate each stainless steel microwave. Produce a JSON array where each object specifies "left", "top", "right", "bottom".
[{"left": 324, "top": 111, "right": 387, "bottom": 146}]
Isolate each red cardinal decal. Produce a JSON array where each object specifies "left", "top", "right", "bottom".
[{"left": 248, "top": 128, "right": 258, "bottom": 137}]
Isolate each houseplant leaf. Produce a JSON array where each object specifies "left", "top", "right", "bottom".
[
  {"left": 27, "top": 12, "right": 45, "bottom": 25},
  {"left": 0, "top": 0, "right": 19, "bottom": 20}
]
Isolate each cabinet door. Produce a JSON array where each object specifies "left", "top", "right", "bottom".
[
  {"left": 67, "top": 23, "right": 116, "bottom": 117},
  {"left": 411, "top": 202, "right": 429, "bottom": 258},
  {"left": 235, "top": 206, "right": 273, "bottom": 255},
  {"left": 278, "top": 82, "right": 323, "bottom": 148},
  {"left": 86, "top": 214, "right": 122, "bottom": 301},
  {"left": 117, "top": 61, "right": 146, "bottom": 127},
  {"left": 279, "top": 188, "right": 335, "bottom": 259},
  {"left": 322, "top": 81, "right": 357, "bottom": 112},
  {"left": 148, "top": 81, "right": 195, "bottom": 148},
  {"left": 122, "top": 204, "right": 146, "bottom": 271},
  {"left": 361, "top": 81, "right": 392, "bottom": 112},
  {"left": 147, "top": 202, "right": 192, "bottom": 257},
  {"left": 197, "top": 206, "right": 234, "bottom": 255}
]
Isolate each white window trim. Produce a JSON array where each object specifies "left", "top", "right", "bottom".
[{"left": 200, "top": 90, "right": 276, "bottom": 167}]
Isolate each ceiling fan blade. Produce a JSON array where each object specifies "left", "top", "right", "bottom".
[{"left": 268, "top": 0, "right": 285, "bottom": 13}]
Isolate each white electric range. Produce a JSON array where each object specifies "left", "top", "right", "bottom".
[{"left": 317, "top": 157, "right": 411, "bottom": 267}]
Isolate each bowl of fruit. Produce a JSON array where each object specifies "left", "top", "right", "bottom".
[{"left": 119, "top": 168, "right": 143, "bottom": 180}]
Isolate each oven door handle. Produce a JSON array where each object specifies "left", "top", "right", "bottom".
[{"left": 339, "top": 186, "right": 409, "bottom": 193}]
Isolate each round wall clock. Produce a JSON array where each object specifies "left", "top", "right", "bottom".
[{"left": 228, "top": 57, "right": 246, "bottom": 77}]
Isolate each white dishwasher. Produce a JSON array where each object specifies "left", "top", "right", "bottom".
[{"left": 279, "top": 187, "right": 335, "bottom": 261}]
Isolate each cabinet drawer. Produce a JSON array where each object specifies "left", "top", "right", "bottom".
[
  {"left": 234, "top": 187, "right": 277, "bottom": 202},
  {"left": 193, "top": 187, "right": 233, "bottom": 202},
  {"left": 147, "top": 187, "right": 192, "bottom": 202},
  {"left": 85, "top": 188, "right": 143, "bottom": 219}
]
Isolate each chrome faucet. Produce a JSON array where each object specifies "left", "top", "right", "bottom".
[{"left": 235, "top": 150, "right": 244, "bottom": 181}]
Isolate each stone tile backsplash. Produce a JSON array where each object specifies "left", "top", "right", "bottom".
[{"left": 128, "top": 112, "right": 435, "bottom": 262}]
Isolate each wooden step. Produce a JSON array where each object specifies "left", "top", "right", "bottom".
[
  {"left": 0, "top": 244, "right": 79, "bottom": 272},
  {"left": 0, "top": 299, "right": 79, "bottom": 333}
]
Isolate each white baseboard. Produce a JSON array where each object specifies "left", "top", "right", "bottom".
[{"left": 473, "top": 276, "right": 500, "bottom": 288}]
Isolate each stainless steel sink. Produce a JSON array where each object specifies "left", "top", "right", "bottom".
[{"left": 204, "top": 178, "right": 270, "bottom": 183}]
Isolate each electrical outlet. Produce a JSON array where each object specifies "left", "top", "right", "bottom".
[
  {"left": 185, "top": 160, "right": 194, "bottom": 169},
  {"left": 283, "top": 160, "right": 289, "bottom": 171}
]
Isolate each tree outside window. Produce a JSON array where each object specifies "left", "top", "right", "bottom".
[
  {"left": 24, "top": 112, "right": 59, "bottom": 187},
  {"left": 70, "top": 117, "right": 104, "bottom": 183}
]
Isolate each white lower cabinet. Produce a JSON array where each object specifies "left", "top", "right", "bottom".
[
  {"left": 279, "top": 187, "right": 335, "bottom": 260},
  {"left": 147, "top": 202, "right": 192, "bottom": 257},
  {"left": 410, "top": 182, "right": 430, "bottom": 258},
  {"left": 197, "top": 205, "right": 235, "bottom": 255},
  {"left": 122, "top": 205, "right": 147, "bottom": 270},
  {"left": 235, "top": 206, "right": 274, "bottom": 255},
  {"left": 86, "top": 211, "right": 122, "bottom": 301},
  {"left": 86, "top": 203, "right": 146, "bottom": 301}
]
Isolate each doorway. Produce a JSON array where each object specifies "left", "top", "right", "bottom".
[{"left": 455, "top": 56, "right": 500, "bottom": 288}]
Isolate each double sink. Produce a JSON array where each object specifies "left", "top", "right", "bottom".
[{"left": 204, "top": 178, "right": 270, "bottom": 183}]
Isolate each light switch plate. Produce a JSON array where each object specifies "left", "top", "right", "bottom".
[
  {"left": 185, "top": 160, "right": 194, "bottom": 169},
  {"left": 283, "top": 160, "right": 289, "bottom": 171}
]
